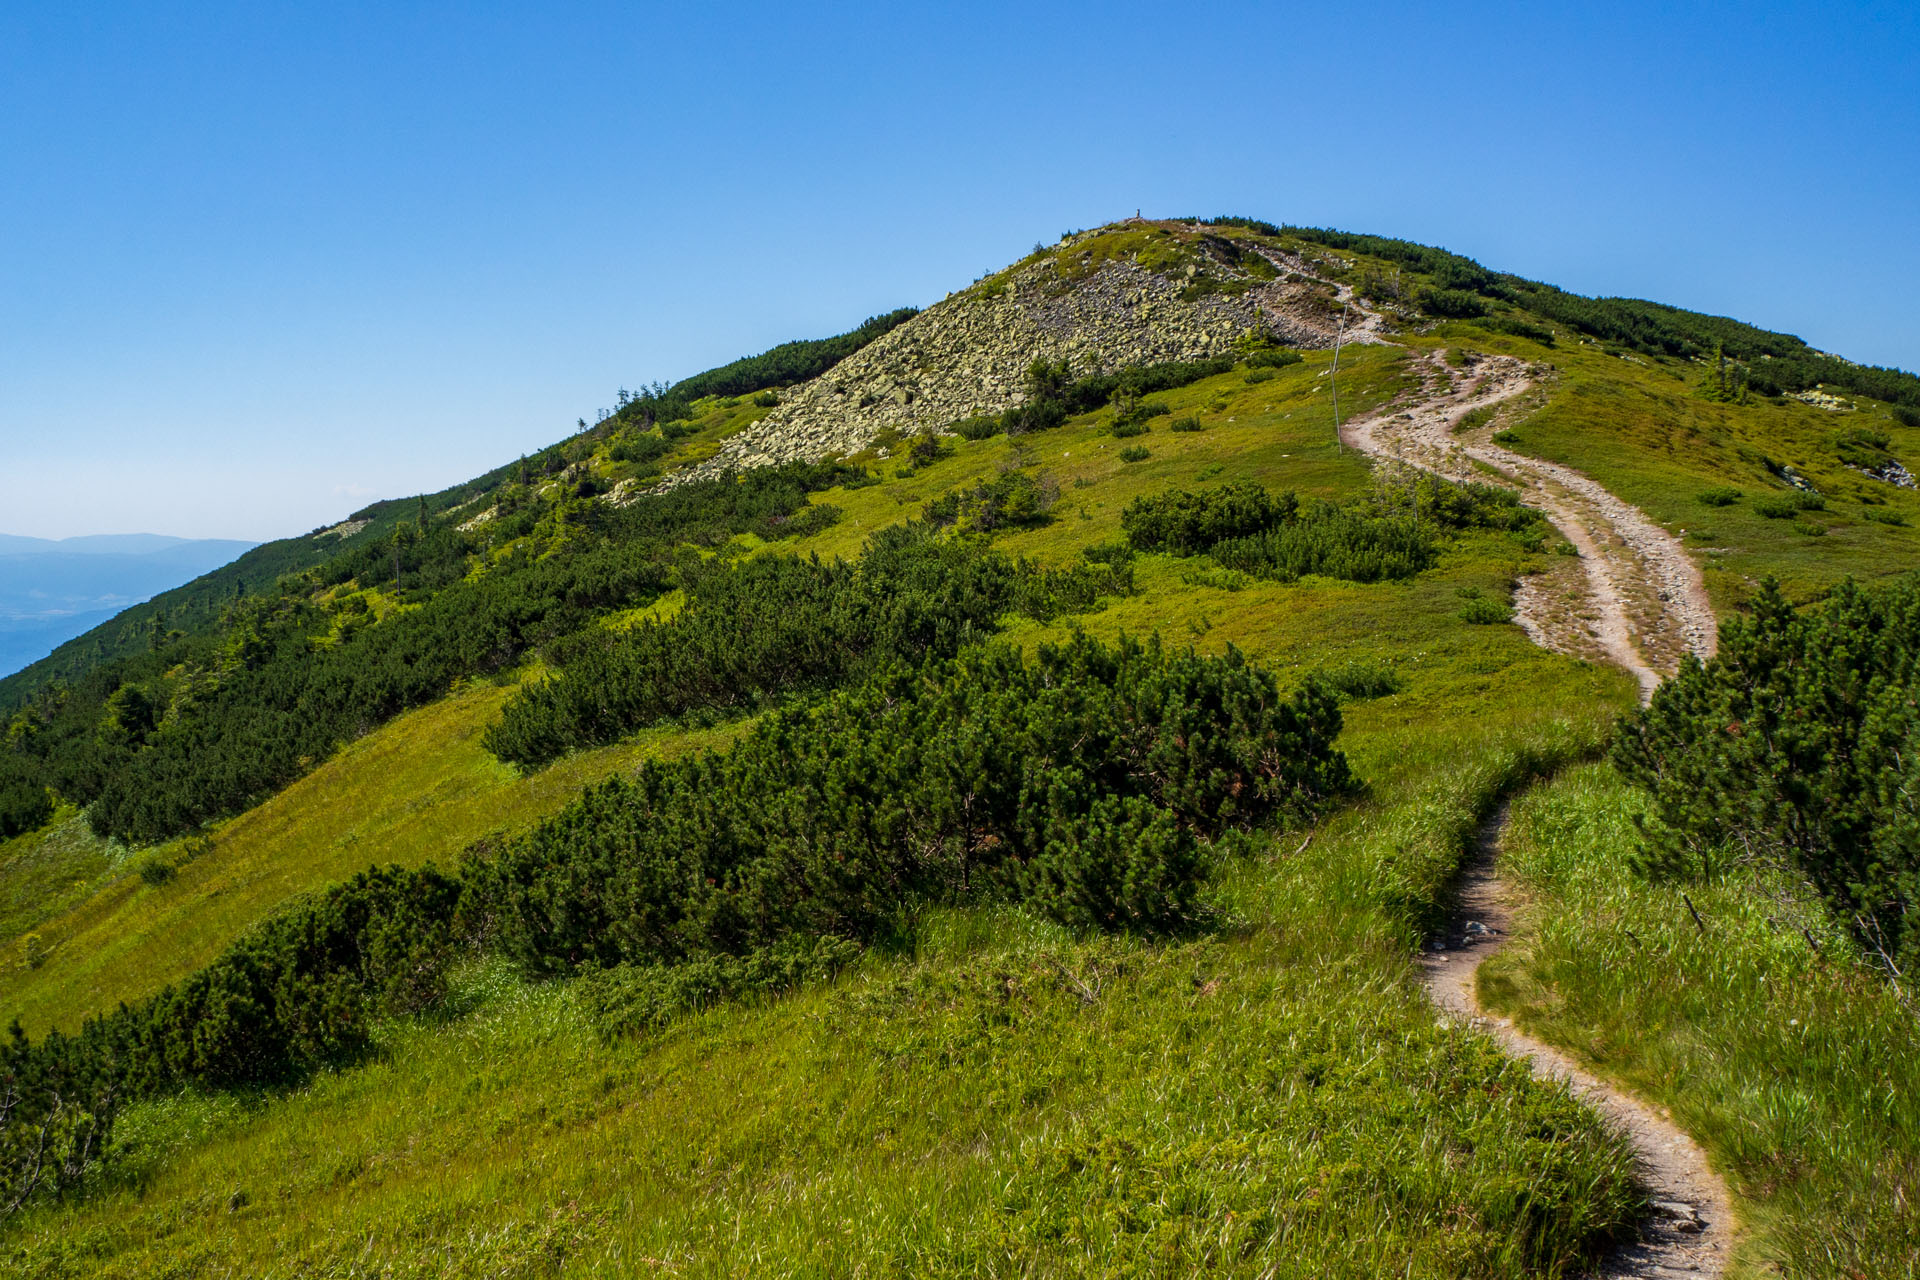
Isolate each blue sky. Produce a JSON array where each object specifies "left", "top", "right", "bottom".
[{"left": 3, "top": 1, "right": 1915, "bottom": 540}]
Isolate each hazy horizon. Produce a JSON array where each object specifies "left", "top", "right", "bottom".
[{"left": 0, "top": 533, "right": 258, "bottom": 678}]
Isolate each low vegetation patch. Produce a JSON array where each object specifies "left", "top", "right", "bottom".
[
  {"left": 0, "top": 463, "right": 857, "bottom": 846},
  {"left": 0, "top": 635, "right": 1355, "bottom": 1219},
  {"left": 485, "top": 525, "right": 1129, "bottom": 769},
  {"left": 1122, "top": 476, "right": 1542, "bottom": 586},
  {"left": 1753, "top": 490, "right": 1825, "bottom": 518}
]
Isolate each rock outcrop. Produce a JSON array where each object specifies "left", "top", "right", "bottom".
[{"left": 655, "top": 226, "right": 1353, "bottom": 488}]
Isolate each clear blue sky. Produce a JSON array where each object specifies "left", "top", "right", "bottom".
[{"left": 3, "top": 1, "right": 1915, "bottom": 540}]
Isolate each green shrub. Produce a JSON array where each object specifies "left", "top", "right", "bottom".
[
  {"left": 1123, "top": 483, "right": 1295, "bottom": 554},
  {"left": 1244, "top": 368, "right": 1277, "bottom": 384},
  {"left": 1001, "top": 357, "right": 1232, "bottom": 436},
  {"left": 135, "top": 856, "right": 175, "bottom": 887},
  {"left": 485, "top": 526, "right": 1125, "bottom": 769},
  {"left": 906, "top": 435, "right": 951, "bottom": 470},
  {"left": 1081, "top": 539, "right": 1134, "bottom": 567},
  {"left": 1243, "top": 349, "right": 1302, "bottom": 369},
  {"left": 1476, "top": 315, "right": 1555, "bottom": 346},
  {"left": 1419, "top": 288, "right": 1487, "bottom": 319},
  {"left": 1754, "top": 491, "right": 1825, "bottom": 518},
  {"left": 1492, "top": 429, "right": 1521, "bottom": 445},
  {"left": 608, "top": 433, "right": 673, "bottom": 466},
  {"left": 924, "top": 470, "right": 1056, "bottom": 533},
  {"left": 1697, "top": 487, "right": 1743, "bottom": 507},
  {"left": 1016, "top": 795, "right": 1204, "bottom": 931},
  {"left": 71, "top": 462, "right": 856, "bottom": 845},
  {"left": 474, "top": 634, "right": 1354, "bottom": 974},
  {"left": 1177, "top": 564, "right": 1253, "bottom": 592},
  {"left": 1458, "top": 597, "right": 1513, "bottom": 624},
  {"left": 1792, "top": 519, "right": 1827, "bottom": 537},
  {"left": 1119, "top": 446, "right": 1150, "bottom": 463},
  {"left": 1213, "top": 508, "right": 1434, "bottom": 584},
  {"left": 1614, "top": 575, "right": 1920, "bottom": 974},
  {"left": 1109, "top": 419, "right": 1149, "bottom": 439},
  {"left": 1113, "top": 400, "right": 1171, "bottom": 429},
  {"left": 1169, "top": 416, "right": 1202, "bottom": 433},
  {"left": 752, "top": 390, "right": 780, "bottom": 408},
  {"left": 1864, "top": 508, "right": 1908, "bottom": 526},
  {"left": 952, "top": 415, "right": 1003, "bottom": 441},
  {"left": 1311, "top": 656, "right": 1403, "bottom": 700},
  {"left": 0, "top": 779, "right": 52, "bottom": 840},
  {"left": 1124, "top": 477, "right": 1533, "bottom": 587}
]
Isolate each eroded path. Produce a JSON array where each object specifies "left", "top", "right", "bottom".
[
  {"left": 1325, "top": 327, "right": 1733, "bottom": 1273},
  {"left": 1425, "top": 812, "right": 1733, "bottom": 1278},
  {"left": 1341, "top": 346, "right": 1716, "bottom": 694}
]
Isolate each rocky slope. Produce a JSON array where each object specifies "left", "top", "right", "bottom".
[{"left": 658, "top": 223, "right": 1356, "bottom": 486}]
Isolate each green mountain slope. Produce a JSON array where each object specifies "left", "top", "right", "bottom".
[{"left": 1, "top": 219, "right": 1915, "bottom": 1278}]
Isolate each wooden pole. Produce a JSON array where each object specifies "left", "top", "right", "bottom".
[{"left": 1330, "top": 301, "right": 1348, "bottom": 454}]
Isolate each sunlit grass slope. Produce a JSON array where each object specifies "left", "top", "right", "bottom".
[
  {"left": 0, "top": 679, "right": 749, "bottom": 1035},
  {"left": 0, "top": 807, "right": 119, "bottom": 944},
  {"left": 13, "top": 662, "right": 1645, "bottom": 1279},
  {"left": 1409, "top": 324, "right": 1920, "bottom": 607},
  {"left": 805, "top": 344, "right": 1406, "bottom": 566},
  {"left": 12, "top": 223, "right": 1918, "bottom": 1274},
  {"left": 1479, "top": 764, "right": 1920, "bottom": 1279},
  {"left": 0, "top": 346, "right": 1408, "bottom": 1038},
  {"left": 5, "top": 340, "right": 1669, "bottom": 1276}
]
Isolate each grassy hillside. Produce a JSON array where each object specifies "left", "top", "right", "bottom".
[
  {"left": 4, "top": 218, "right": 1918, "bottom": 1276},
  {"left": 1480, "top": 764, "right": 1919, "bottom": 1277},
  {"left": 12, "top": 657, "right": 1642, "bottom": 1279},
  {"left": 0, "top": 309, "right": 917, "bottom": 716},
  {"left": 0, "top": 677, "right": 748, "bottom": 1036},
  {"left": 1405, "top": 321, "right": 1920, "bottom": 606},
  {"left": 0, "top": 344, "right": 1415, "bottom": 1026},
  {"left": 1, "top": 337, "right": 1667, "bottom": 1276}
]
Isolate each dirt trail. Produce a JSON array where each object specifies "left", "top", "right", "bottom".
[
  {"left": 1308, "top": 301, "right": 1734, "bottom": 1273},
  {"left": 1425, "top": 811, "right": 1733, "bottom": 1278},
  {"left": 1340, "top": 343, "right": 1716, "bottom": 694}
]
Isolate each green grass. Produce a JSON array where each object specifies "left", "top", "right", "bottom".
[
  {"left": 10, "top": 665, "right": 1645, "bottom": 1279},
  {"left": 0, "top": 346, "right": 1409, "bottom": 1040},
  {"left": 0, "top": 807, "right": 121, "bottom": 944},
  {"left": 1418, "top": 325, "right": 1920, "bottom": 607},
  {"left": 1479, "top": 763, "right": 1920, "bottom": 1279},
  {"left": 11, "top": 297, "right": 1909, "bottom": 1272},
  {"left": 0, "top": 337, "right": 1676, "bottom": 1275},
  {"left": 810, "top": 343, "right": 1406, "bottom": 566},
  {"left": 0, "top": 678, "right": 750, "bottom": 1036}
]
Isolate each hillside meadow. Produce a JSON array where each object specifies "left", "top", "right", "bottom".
[{"left": 5, "top": 223, "right": 1919, "bottom": 1277}]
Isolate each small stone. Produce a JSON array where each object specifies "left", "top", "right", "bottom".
[{"left": 1651, "top": 1200, "right": 1704, "bottom": 1232}]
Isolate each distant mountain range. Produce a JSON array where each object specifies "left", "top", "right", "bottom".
[{"left": 0, "top": 535, "right": 256, "bottom": 678}]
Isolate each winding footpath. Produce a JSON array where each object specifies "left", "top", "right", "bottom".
[
  {"left": 1342, "top": 345, "right": 1717, "bottom": 693},
  {"left": 1331, "top": 312, "right": 1733, "bottom": 1276}
]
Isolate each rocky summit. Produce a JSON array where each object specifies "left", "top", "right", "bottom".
[{"left": 659, "top": 223, "right": 1354, "bottom": 486}]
